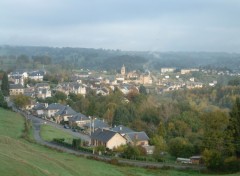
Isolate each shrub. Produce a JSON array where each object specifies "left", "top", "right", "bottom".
[{"left": 109, "top": 158, "right": 119, "bottom": 165}]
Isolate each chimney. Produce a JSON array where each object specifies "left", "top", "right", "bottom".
[{"left": 134, "top": 134, "right": 138, "bottom": 140}]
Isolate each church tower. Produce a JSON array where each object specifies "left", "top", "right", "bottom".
[{"left": 121, "top": 64, "right": 126, "bottom": 75}]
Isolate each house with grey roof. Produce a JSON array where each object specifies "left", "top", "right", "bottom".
[
  {"left": 124, "top": 131, "right": 149, "bottom": 146},
  {"left": 24, "top": 87, "right": 35, "bottom": 98},
  {"left": 8, "top": 71, "right": 28, "bottom": 85},
  {"left": 9, "top": 75, "right": 24, "bottom": 86},
  {"left": 69, "top": 113, "right": 90, "bottom": 127},
  {"left": 28, "top": 71, "right": 44, "bottom": 81},
  {"left": 55, "top": 82, "right": 86, "bottom": 97},
  {"left": 45, "top": 103, "right": 65, "bottom": 118},
  {"left": 55, "top": 105, "right": 77, "bottom": 123},
  {"left": 91, "top": 129, "right": 127, "bottom": 150},
  {"left": 111, "top": 125, "right": 135, "bottom": 136},
  {"left": 29, "top": 83, "right": 52, "bottom": 99},
  {"left": 96, "top": 87, "right": 110, "bottom": 96},
  {"left": 32, "top": 103, "right": 48, "bottom": 117},
  {"left": 35, "top": 87, "right": 51, "bottom": 99},
  {"left": 9, "top": 84, "right": 24, "bottom": 96}
]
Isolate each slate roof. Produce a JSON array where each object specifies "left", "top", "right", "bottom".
[
  {"left": 57, "top": 82, "right": 85, "bottom": 90},
  {"left": 35, "top": 83, "right": 49, "bottom": 88},
  {"left": 69, "top": 113, "right": 90, "bottom": 122},
  {"left": 91, "top": 129, "right": 119, "bottom": 143},
  {"left": 111, "top": 125, "right": 135, "bottom": 134},
  {"left": 9, "top": 84, "right": 24, "bottom": 89},
  {"left": 124, "top": 132, "right": 149, "bottom": 142},
  {"left": 11, "top": 75, "right": 23, "bottom": 79},
  {"left": 55, "top": 106, "right": 77, "bottom": 116},
  {"left": 11, "top": 71, "right": 27, "bottom": 75},
  {"left": 47, "top": 103, "right": 65, "bottom": 110},
  {"left": 84, "top": 119, "right": 109, "bottom": 129},
  {"left": 28, "top": 71, "right": 44, "bottom": 77},
  {"left": 33, "top": 103, "right": 46, "bottom": 110}
]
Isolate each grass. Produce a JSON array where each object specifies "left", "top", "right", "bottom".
[
  {"left": 0, "top": 108, "right": 240, "bottom": 176},
  {"left": 40, "top": 124, "right": 75, "bottom": 144}
]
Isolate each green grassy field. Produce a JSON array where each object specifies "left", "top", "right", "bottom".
[
  {"left": 0, "top": 108, "right": 239, "bottom": 176},
  {"left": 40, "top": 124, "right": 75, "bottom": 144}
]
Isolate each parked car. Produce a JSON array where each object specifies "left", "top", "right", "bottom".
[{"left": 64, "top": 124, "right": 70, "bottom": 129}]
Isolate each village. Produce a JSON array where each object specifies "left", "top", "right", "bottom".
[{"left": 4, "top": 64, "right": 238, "bottom": 165}]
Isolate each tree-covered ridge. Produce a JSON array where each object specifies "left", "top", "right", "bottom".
[{"left": 1, "top": 46, "right": 240, "bottom": 71}]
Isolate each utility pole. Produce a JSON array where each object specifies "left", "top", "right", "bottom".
[{"left": 89, "top": 116, "right": 91, "bottom": 136}]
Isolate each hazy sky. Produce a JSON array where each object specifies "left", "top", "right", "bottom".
[{"left": 0, "top": 0, "right": 239, "bottom": 52}]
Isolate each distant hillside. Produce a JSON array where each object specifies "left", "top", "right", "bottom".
[{"left": 1, "top": 45, "right": 240, "bottom": 71}]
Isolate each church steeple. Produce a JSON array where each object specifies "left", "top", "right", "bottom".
[{"left": 121, "top": 64, "right": 125, "bottom": 75}]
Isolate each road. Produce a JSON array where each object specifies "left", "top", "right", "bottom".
[
  {"left": 14, "top": 108, "right": 205, "bottom": 170},
  {"left": 29, "top": 115, "right": 91, "bottom": 143}
]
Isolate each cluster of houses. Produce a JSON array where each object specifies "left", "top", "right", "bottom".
[
  {"left": 156, "top": 67, "right": 223, "bottom": 93},
  {"left": 31, "top": 102, "right": 153, "bottom": 154},
  {"left": 8, "top": 67, "right": 145, "bottom": 98},
  {"left": 8, "top": 70, "right": 47, "bottom": 96},
  {"left": 8, "top": 70, "right": 45, "bottom": 85}
]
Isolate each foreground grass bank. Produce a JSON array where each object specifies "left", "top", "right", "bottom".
[{"left": 0, "top": 108, "right": 239, "bottom": 176}]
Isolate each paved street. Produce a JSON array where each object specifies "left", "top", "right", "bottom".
[{"left": 29, "top": 115, "right": 91, "bottom": 143}]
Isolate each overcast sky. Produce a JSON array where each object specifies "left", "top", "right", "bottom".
[{"left": 0, "top": 0, "right": 239, "bottom": 52}]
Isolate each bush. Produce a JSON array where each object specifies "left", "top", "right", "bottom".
[
  {"left": 168, "top": 137, "right": 194, "bottom": 158},
  {"left": 223, "top": 156, "right": 240, "bottom": 173},
  {"left": 122, "top": 144, "right": 141, "bottom": 159},
  {"left": 202, "top": 149, "right": 224, "bottom": 171},
  {"left": 109, "top": 158, "right": 119, "bottom": 165},
  {"left": 72, "top": 139, "right": 81, "bottom": 149},
  {"left": 53, "top": 138, "right": 65, "bottom": 143},
  {"left": 78, "top": 146, "right": 93, "bottom": 153}
]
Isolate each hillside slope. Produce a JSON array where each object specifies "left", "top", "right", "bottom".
[{"left": 0, "top": 108, "right": 239, "bottom": 176}]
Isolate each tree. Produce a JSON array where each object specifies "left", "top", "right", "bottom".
[
  {"left": 1, "top": 72, "right": 9, "bottom": 96},
  {"left": 0, "top": 91, "right": 8, "bottom": 109},
  {"left": 112, "top": 105, "right": 130, "bottom": 126},
  {"left": 12, "top": 94, "right": 31, "bottom": 109},
  {"left": 151, "top": 135, "right": 168, "bottom": 158},
  {"left": 54, "top": 91, "right": 67, "bottom": 102},
  {"left": 229, "top": 98, "right": 240, "bottom": 157},
  {"left": 228, "top": 78, "right": 240, "bottom": 86},
  {"left": 201, "top": 111, "right": 235, "bottom": 156},
  {"left": 168, "top": 137, "right": 194, "bottom": 158}
]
